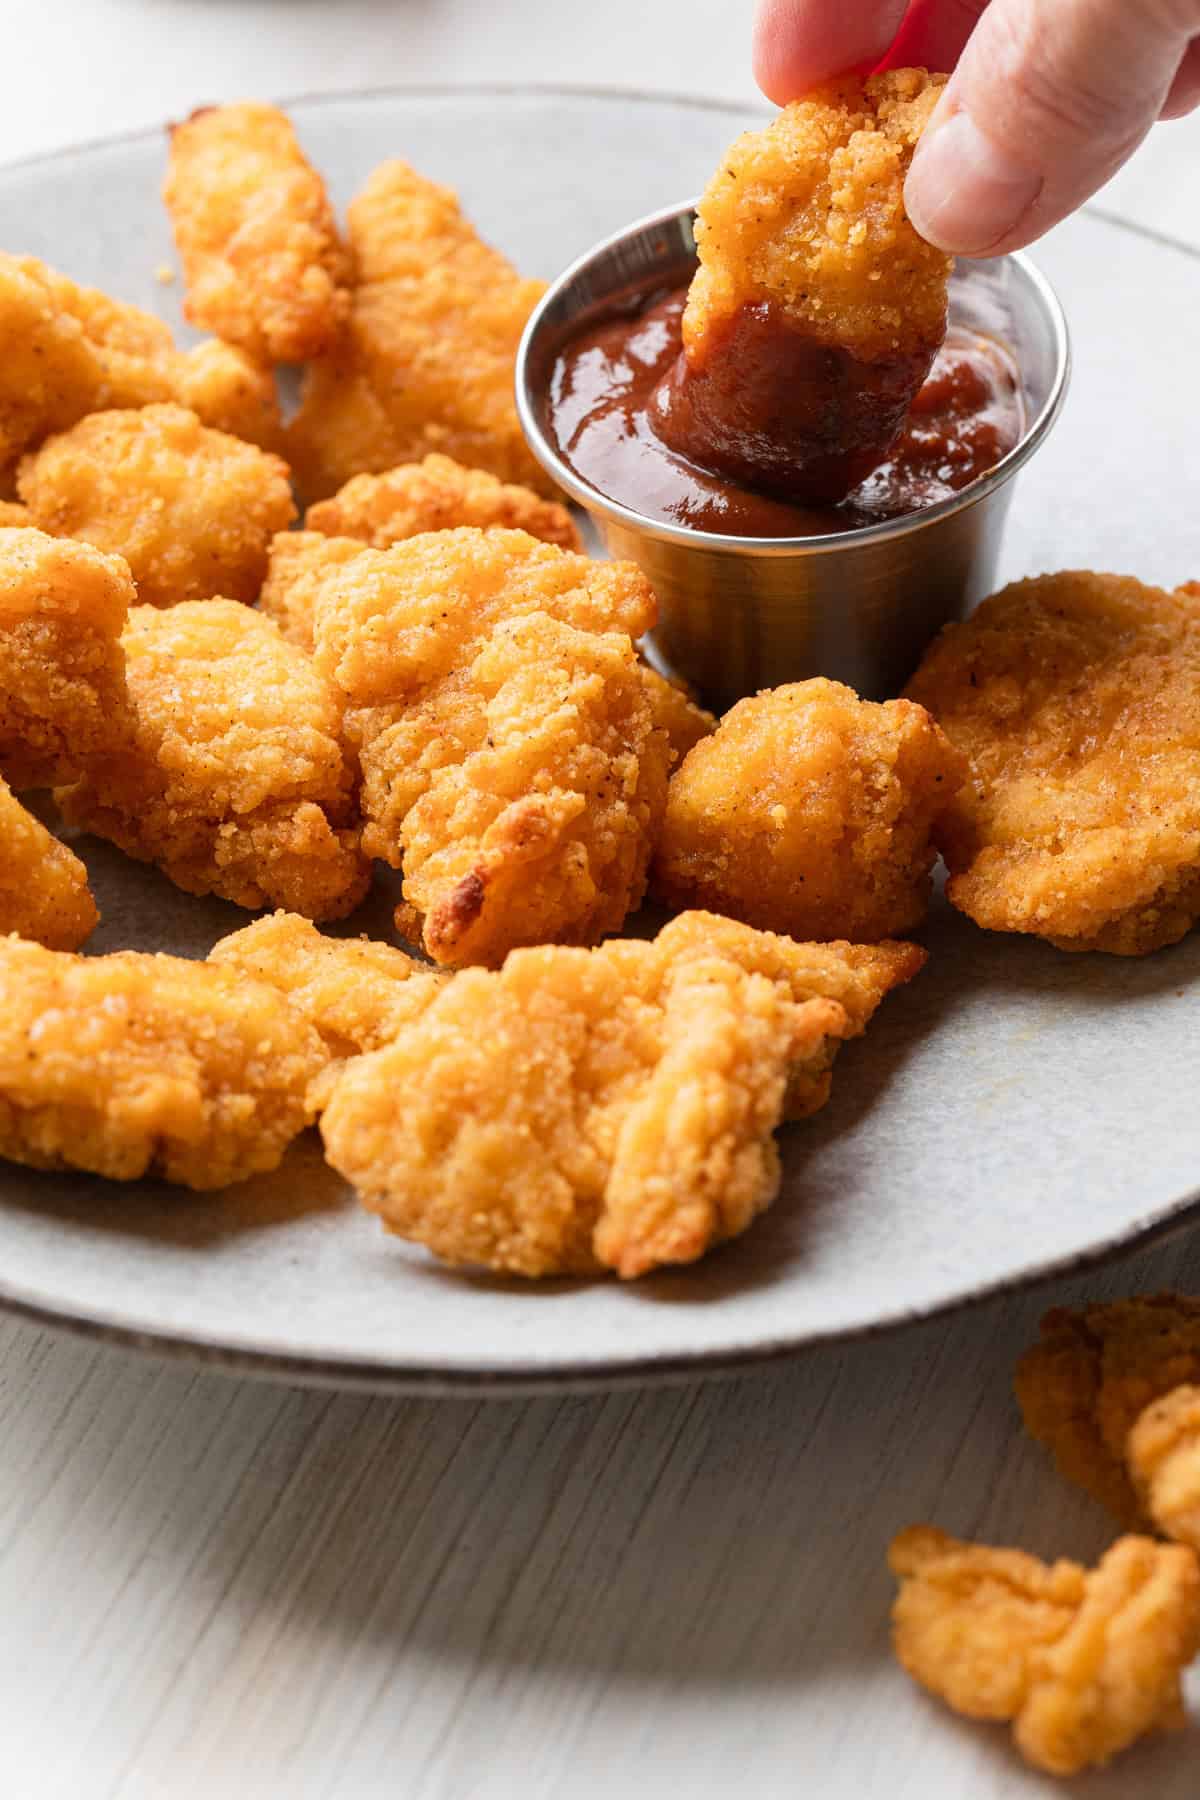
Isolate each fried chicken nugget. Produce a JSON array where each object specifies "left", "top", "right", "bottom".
[
  {"left": 907, "top": 572, "right": 1200, "bottom": 954},
  {"left": 654, "top": 70, "right": 951, "bottom": 505},
  {"left": 0, "top": 252, "right": 282, "bottom": 465},
  {"left": 258, "top": 530, "right": 370, "bottom": 653},
  {"left": 57, "top": 600, "right": 368, "bottom": 919},
  {"left": 0, "top": 934, "right": 325, "bottom": 1188},
  {"left": 0, "top": 528, "right": 133, "bottom": 790},
  {"left": 321, "top": 910, "right": 923, "bottom": 1278},
  {"left": 209, "top": 911, "right": 443, "bottom": 1061},
  {"left": 1015, "top": 1295, "right": 1200, "bottom": 1528},
  {"left": 306, "top": 453, "right": 580, "bottom": 552},
  {"left": 1128, "top": 1387, "right": 1200, "bottom": 1556},
  {"left": 18, "top": 405, "right": 295, "bottom": 608},
  {"left": 0, "top": 502, "right": 31, "bottom": 529},
  {"left": 311, "top": 528, "right": 664, "bottom": 961},
  {"left": 654, "top": 678, "right": 964, "bottom": 942},
  {"left": 889, "top": 1526, "right": 1200, "bottom": 1776},
  {"left": 164, "top": 102, "right": 351, "bottom": 364},
  {"left": 286, "top": 161, "right": 550, "bottom": 503},
  {"left": 0, "top": 777, "right": 97, "bottom": 949}
]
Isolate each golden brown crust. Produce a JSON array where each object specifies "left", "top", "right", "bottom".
[
  {"left": 321, "top": 910, "right": 920, "bottom": 1278},
  {"left": 209, "top": 911, "right": 444, "bottom": 1063},
  {"left": 889, "top": 1525, "right": 1200, "bottom": 1776},
  {"left": 0, "top": 527, "right": 134, "bottom": 789},
  {"left": 0, "top": 935, "right": 325, "bottom": 1189},
  {"left": 1015, "top": 1295, "right": 1200, "bottom": 1528},
  {"left": 0, "top": 252, "right": 282, "bottom": 461},
  {"left": 654, "top": 678, "right": 964, "bottom": 942},
  {"left": 1128, "top": 1385, "right": 1200, "bottom": 1554},
  {"left": 285, "top": 162, "right": 550, "bottom": 502},
  {"left": 684, "top": 70, "right": 949, "bottom": 366},
  {"left": 57, "top": 600, "right": 368, "bottom": 919},
  {"left": 908, "top": 572, "right": 1200, "bottom": 954},
  {"left": 308, "top": 528, "right": 663, "bottom": 961},
  {"left": 0, "top": 501, "right": 31, "bottom": 529},
  {"left": 306, "top": 453, "right": 580, "bottom": 551},
  {"left": 258, "top": 530, "right": 370, "bottom": 653},
  {"left": 163, "top": 102, "right": 351, "bottom": 363},
  {"left": 0, "top": 778, "right": 97, "bottom": 950},
  {"left": 18, "top": 404, "right": 295, "bottom": 607},
  {"left": 638, "top": 665, "right": 715, "bottom": 767}
]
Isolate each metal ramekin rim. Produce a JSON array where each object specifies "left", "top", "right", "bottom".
[{"left": 515, "top": 194, "right": 1072, "bottom": 557}]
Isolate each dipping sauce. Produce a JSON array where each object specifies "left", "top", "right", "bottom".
[{"left": 547, "top": 285, "right": 1023, "bottom": 539}]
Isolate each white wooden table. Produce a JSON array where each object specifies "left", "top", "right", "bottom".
[{"left": 3, "top": 6, "right": 1200, "bottom": 1794}]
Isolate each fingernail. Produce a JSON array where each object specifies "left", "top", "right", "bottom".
[{"left": 906, "top": 109, "right": 1043, "bottom": 254}]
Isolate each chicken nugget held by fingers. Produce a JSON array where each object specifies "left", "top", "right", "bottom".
[
  {"left": 0, "top": 528, "right": 133, "bottom": 790},
  {"left": 652, "top": 70, "right": 951, "bottom": 505},
  {"left": 164, "top": 102, "right": 351, "bottom": 364},
  {"left": 0, "top": 935, "right": 326, "bottom": 1189}
]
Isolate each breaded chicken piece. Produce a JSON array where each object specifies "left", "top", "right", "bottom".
[
  {"left": 0, "top": 528, "right": 133, "bottom": 789},
  {"left": 639, "top": 665, "right": 715, "bottom": 767},
  {"left": 394, "top": 611, "right": 671, "bottom": 966},
  {"left": 310, "top": 528, "right": 663, "bottom": 960},
  {"left": 654, "top": 678, "right": 963, "bottom": 942},
  {"left": 1016, "top": 1295, "right": 1200, "bottom": 1528},
  {"left": 209, "top": 911, "right": 443, "bottom": 1061},
  {"left": 321, "top": 910, "right": 923, "bottom": 1278},
  {"left": 19, "top": 404, "right": 295, "bottom": 609},
  {"left": 306, "top": 453, "right": 580, "bottom": 551},
  {"left": 286, "top": 161, "right": 550, "bottom": 503},
  {"left": 889, "top": 1526, "right": 1200, "bottom": 1776},
  {"left": 0, "top": 934, "right": 324, "bottom": 1189},
  {"left": 655, "top": 70, "right": 951, "bottom": 505},
  {"left": 0, "top": 252, "right": 282, "bottom": 463},
  {"left": 164, "top": 102, "right": 351, "bottom": 364},
  {"left": 908, "top": 572, "right": 1200, "bottom": 954},
  {"left": 57, "top": 600, "right": 368, "bottom": 919},
  {"left": 1128, "top": 1386, "right": 1200, "bottom": 1555},
  {"left": 258, "top": 529, "right": 369, "bottom": 653},
  {"left": 0, "top": 777, "right": 97, "bottom": 949},
  {"left": 0, "top": 502, "right": 31, "bottom": 529}
]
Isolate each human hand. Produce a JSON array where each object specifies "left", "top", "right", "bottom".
[{"left": 753, "top": 0, "right": 1200, "bottom": 254}]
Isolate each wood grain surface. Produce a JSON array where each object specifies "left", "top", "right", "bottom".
[{"left": 2, "top": 6, "right": 1199, "bottom": 1795}]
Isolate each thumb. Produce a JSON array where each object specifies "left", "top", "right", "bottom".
[{"left": 905, "top": 0, "right": 1200, "bottom": 255}]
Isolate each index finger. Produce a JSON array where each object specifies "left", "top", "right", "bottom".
[{"left": 753, "top": 0, "right": 909, "bottom": 102}]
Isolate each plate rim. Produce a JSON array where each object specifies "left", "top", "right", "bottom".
[{"left": 1, "top": 81, "right": 1197, "bottom": 1395}]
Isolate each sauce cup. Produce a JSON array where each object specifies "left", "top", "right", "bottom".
[{"left": 515, "top": 198, "right": 1071, "bottom": 708}]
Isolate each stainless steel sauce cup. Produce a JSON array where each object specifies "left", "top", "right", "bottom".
[{"left": 515, "top": 198, "right": 1070, "bottom": 708}]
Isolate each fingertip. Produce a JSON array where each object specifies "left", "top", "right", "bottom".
[{"left": 752, "top": 0, "right": 909, "bottom": 104}]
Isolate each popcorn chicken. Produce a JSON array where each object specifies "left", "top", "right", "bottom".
[
  {"left": 0, "top": 777, "right": 97, "bottom": 949},
  {"left": 286, "top": 162, "right": 550, "bottom": 502},
  {"left": 306, "top": 453, "right": 580, "bottom": 551},
  {"left": 321, "top": 910, "right": 923, "bottom": 1278},
  {"left": 655, "top": 70, "right": 951, "bottom": 504},
  {"left": 0, "top": 252, "right": 282, "bottom": 464},
  {"left": 1016, "top": 1295, "right": 1200, "bottom": 1527},
  {"left": 0, "top": 934, "right": 325, "bottom": 1189},
  {"left": 1128, "top": 1386, "right": 1200, "bottom": 1555},
  {"left": 0, "top": 528, "right": 133, "bottom": 789},
  {"left": 258, "top": 529, "right": 379, "bottom": 653},
  {"left": 310, "top": 527, "right": 665, "bottom": 962},
  {"left": 654, "top": 678, "right": 963, "bottom": 941},
  {"left": 18, "top": 404, "right": 295, "bottom": 608},
  {"left": 889, "top": 1526, "right": 1200, "bottom": 1776},
  {"left": 164, "top": 101, "right": 351, "bottom": 363},
  {"left": 57, "top": 600, "right": 368, "bottom": 919},
  {"left": 209, "top": 911, "right": 443, "bottom": 1061},
  {"left": 907, "top": 572, "right": 1200, "bottom": 954}
]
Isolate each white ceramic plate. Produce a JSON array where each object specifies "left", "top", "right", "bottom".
[{"left": 0, "top": 87, "right": 1198, "bottom": 1393}]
